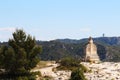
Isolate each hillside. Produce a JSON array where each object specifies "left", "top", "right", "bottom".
[
  {"left": 37, "top": 40, "right": 106, "bottom": 61},
  {"left": 1, "top": 37, "right": 120, "bottom": 61},
  {"left": 37, "top": 37, "right": 120, "bottom": 61}
]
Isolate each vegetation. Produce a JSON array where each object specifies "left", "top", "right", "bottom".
[
  {"left": 57, "top": 57, "right": 88, "bottom": 72},
  {"left": 0, "top": 29, "right": 42, "bottom": 79},
  {"left": 39, "top": 41, "right": 87, "bottom": 61},
  {"left": 57, "top": 57, "right": 81, "bottom": 71},
  {"left": 38, "top": 40, "right": 107, "bottom": 61},
  {"left": 60, "top": 57, "right": 80, "bottom": 67},
  {"left": 2, "top": 36, "right": 120, "bottom": 62},
  {"left": 38, "top": 37, "right": 120, "bottom": 62},
  {"left": 57, "top": 57, "right": 88, "bottom": 80},
  {"left": 70, "top": 68, "right": 87, "bottom": 80}
]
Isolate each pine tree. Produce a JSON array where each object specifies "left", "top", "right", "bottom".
[{"left": 1, "top": 29, "right": 42, "bottom": 75}]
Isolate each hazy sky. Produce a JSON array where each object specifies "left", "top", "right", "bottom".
[{"left": 0, "top": 0, "right": 120, "bottom": 41}]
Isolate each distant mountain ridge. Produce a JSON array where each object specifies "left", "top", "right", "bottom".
[
  {"left": 56, "top": 37, "right": 120, "bottom": 45},
  {"left": 1, "top": 37, "right": 120, "bottom": 61}
]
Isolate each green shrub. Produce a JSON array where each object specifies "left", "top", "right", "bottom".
[
  {"left": 79, "top": 64, "right": 88, "bottom": 73},
  {"left": 70, "top": 68, "right": 87, "bottom": 80},
  {"left": 0, "top": 72, "right": 37, "bottom": 80},
  {"left": 57, "top": 57, "right": 81, "bottom": 70},
  {"left": 60, "top": 57, "right": 80, "bottom": 67},
  {"left": 16, "top": 76, "right": 28, "bottom": 80}
]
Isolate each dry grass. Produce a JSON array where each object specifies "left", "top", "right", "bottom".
[{"left": 33, "top": 61, "right": 55, "bottom": 70}]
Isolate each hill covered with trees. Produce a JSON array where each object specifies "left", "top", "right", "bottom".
[
  {"left": 1, "top": 37, "right": 120, "bottom": 62},
  {"left": 38, "top": 37, "right": 120, "bottom": 62}
]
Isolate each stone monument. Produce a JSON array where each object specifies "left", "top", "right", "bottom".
[{"left": 85, "top": 37, "right": 100, "bottom": 62}]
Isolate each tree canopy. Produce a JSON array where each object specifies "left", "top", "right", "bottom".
[{"left": 0, "top": 29, "right": 42, "bottom": 79}]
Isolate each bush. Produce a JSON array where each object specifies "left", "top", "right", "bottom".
[
  {"left": 0, "top": 72, "right": 38, "bottom": 80},
  {"left": 70, "top": 68, "right": 87, "bottom": 80},
  {"left": 57, "top": 57, "right": 81, "bottom": 70},
  {"left": 60, "top": 57, "right": 80, "bottom": 67},
  {"left": 16, "top": 76, "right": 28, "bottom": 80},
  {"left": 79, "top": 64, "right": 88, "bottom": 73}
]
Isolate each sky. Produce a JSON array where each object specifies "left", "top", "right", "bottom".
[{"left": 0, "top": 0, "right": 120, "bottom": 41}]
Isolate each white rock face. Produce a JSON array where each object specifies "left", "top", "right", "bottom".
[{"left": 82, "top": 62, "right": 120, "bottom": 80}]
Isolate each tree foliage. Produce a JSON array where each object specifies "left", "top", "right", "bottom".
[
  {"left": 60, "top": 57, "right": 80, "bottom": 67},
  {"left": 0, "top": 29, "right": 42, "bottom": 79},
  {"left": 70, "top": 68, "right": 87, "bottom": 80},
  {"left": 57, "top": 57, "right": 88, "bottom": 80},
  {"left": 57, "top": 57, "right": 81, "bottom": 71}
]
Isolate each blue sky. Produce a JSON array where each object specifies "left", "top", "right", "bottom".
[{"left": 0, "top": 0, "right": 120, "bottom": 41}]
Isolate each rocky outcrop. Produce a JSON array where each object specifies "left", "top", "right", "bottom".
[
  {"left": 85, "top": 37, "right": 100, "bottom": 62},
  {"left": 31, "top": 63, "right": 71, "bottom": 80},
  {"left": 82, "top": 62, "right": 120, "bottom": 80}
]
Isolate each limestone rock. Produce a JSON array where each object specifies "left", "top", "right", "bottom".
[{"left": 85, "top": 37, "right": 100, "bottom": 62}]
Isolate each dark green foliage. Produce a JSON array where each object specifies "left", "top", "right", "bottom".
[
  {"left": 57, "top": 57, "right": 87, "bottom": 80},
  {"left": 96, "top": 43, "right": 106, "bottom": 60},
  {"left": 60, "top": 57, "right": 80, "bottom": 67},
  {"left": 39, "top": 40, "right": 106, "bottom": 61},
  {"left": 39, "top": 37, "right": 120, "bottom": 62},
  {"left": 0, "top": 29, "right": 42, "bottom": 79},
  {"left": 105, "top": 45, "right": 120, "bottom": 62},
  {"left": 2, "top": 36, "right": 120, "bottom": 62},
  {"left": 39, "top": 41, "right": 86, "bottom": 61},
  {"left": 70, "top": 68, "right": 87, "bottom": 80},
  {"left": 57, "top": 57, "right": 81, "bottom": 71},
  {"left": 0, "top": 71, "right": 38, "bottom": 80},
  {"left": 8, "top": 29, "right": 42, "bottom": 72},
  {"left": 0, "top": 46, "right": 8, "bottom": 68},
  {"left": 57, "top": 57, "right": 88, "bottom": 72}
]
